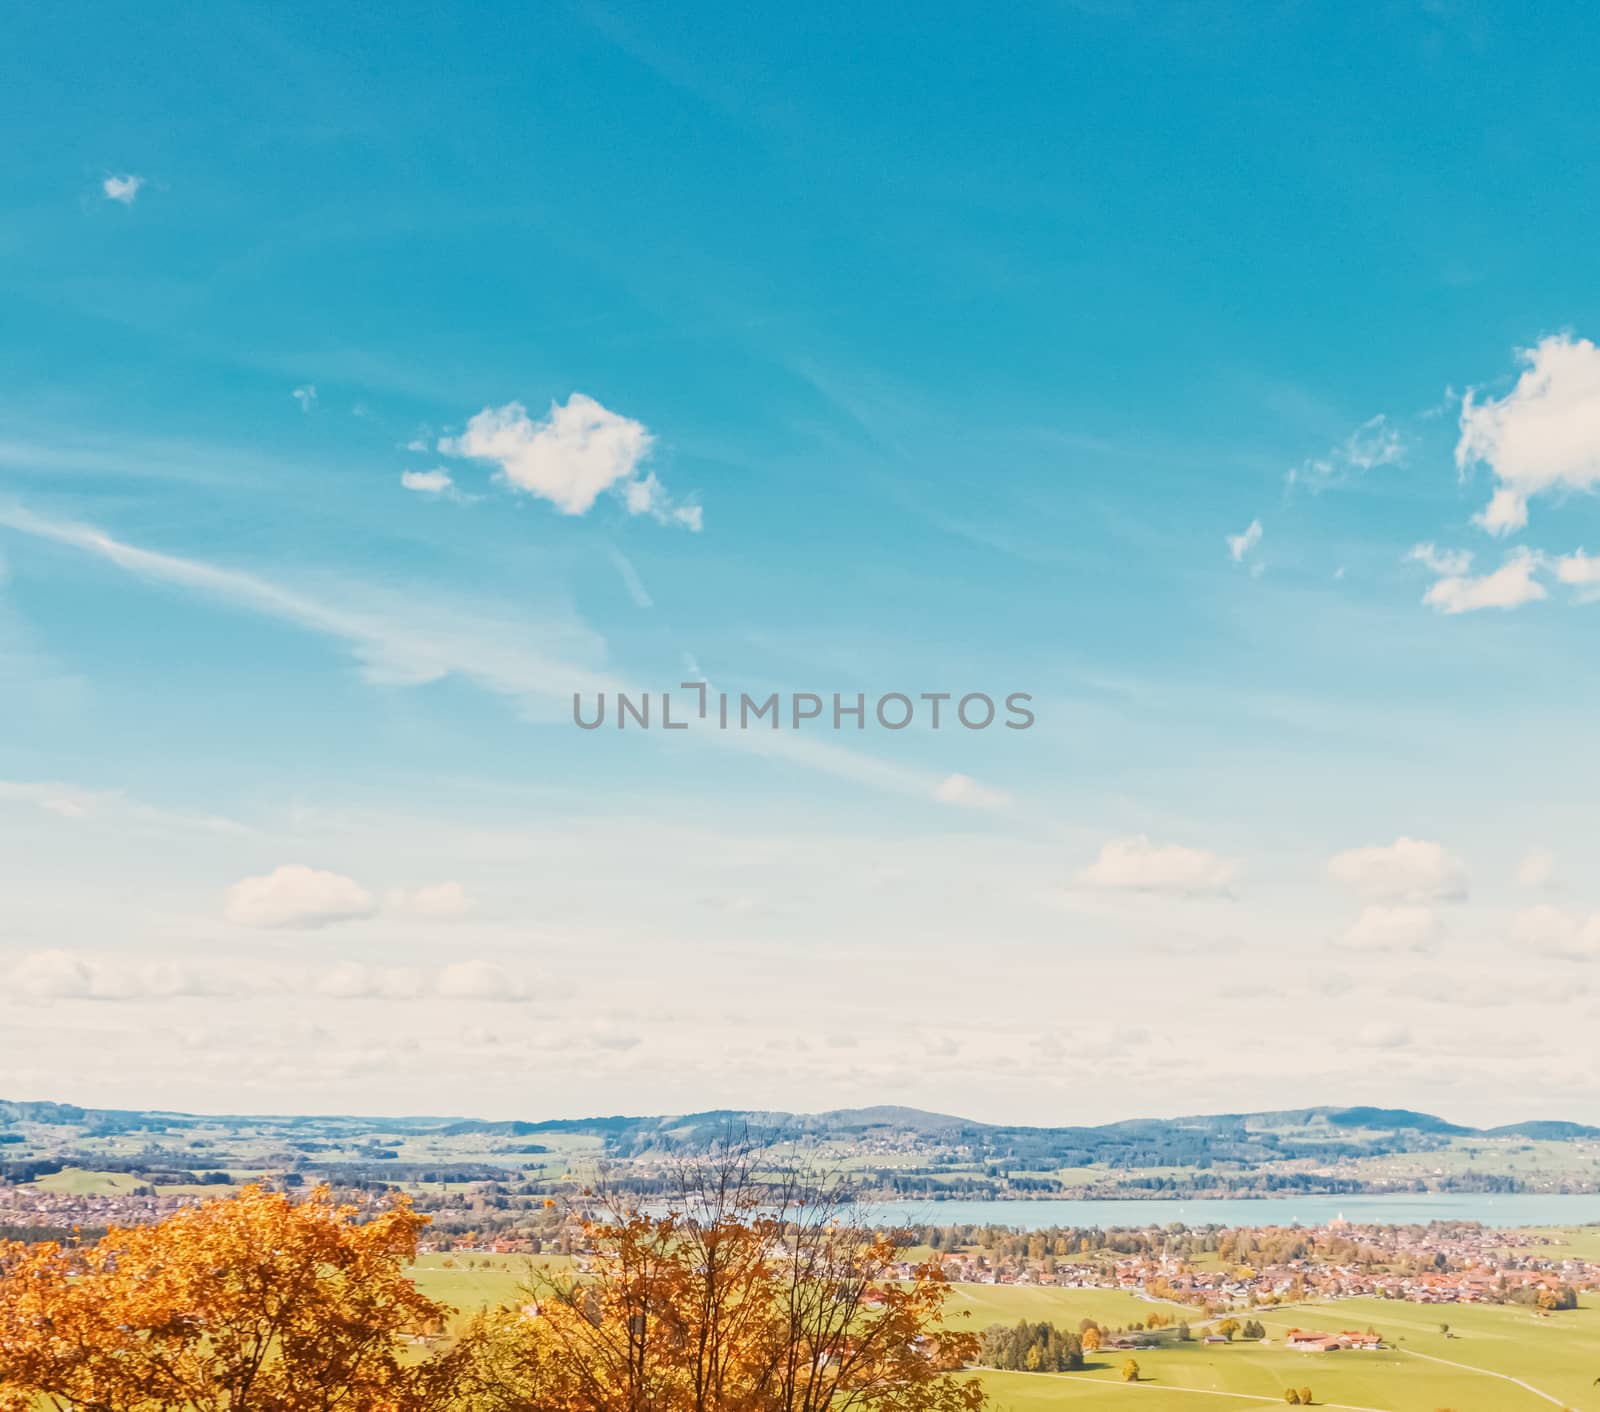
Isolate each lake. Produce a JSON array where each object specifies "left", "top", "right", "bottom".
[{"left": 878, "top": 1193, "right": 1600, "bottom": 1230}]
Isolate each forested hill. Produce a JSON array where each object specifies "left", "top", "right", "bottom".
[
  {"left": 6, "top": 1096, "right": 1599, "bottom": 1173},
  {"left": 573, "top": 1105, "right": 1600, "bottom": 1172}
]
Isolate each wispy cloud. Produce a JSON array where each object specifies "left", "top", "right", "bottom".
[
  {"left": 0, "top": 505, "right": 968, "bottom": 804},
  {"left": 1286, "top": 414, "right": 1406, "bottom": 492},
  {"left": 1515, "top": 848, "right": 1558, "bottom": 890},
  {"left": 0, "top": 777, "right": 244, "bottom": 835},
  {"left": 292, "top": 384, "right": 318, "bottom": 412},
  {"left": 0, "top": 502, "right": 619, "bottom": 696},
  {"left": 608, "top": 545, "right": 654, "bottom": 608},
  {"left": 1407, "top": 543, "right": 1473, "bottom": 577},
  {"left": 1226, "top": 518, "right": 1263, "bottom": 564},
  {"left": 933, "top": 772, "right": 1007, "bottom": 810}
]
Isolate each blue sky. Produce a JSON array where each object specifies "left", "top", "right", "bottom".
[{"left": 4, "top": 1, "right": 1600, "bottom": 1124}]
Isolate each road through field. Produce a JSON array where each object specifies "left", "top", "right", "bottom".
[
  {"left": 1394, "top": 1344, "right": 1573, "bottom": 1409},
  {"left": 1009, "top": 1367, "right": 1393, "bottom": 1411}
]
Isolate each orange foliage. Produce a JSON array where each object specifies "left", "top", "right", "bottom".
[
  {"left": 458, "top": 1149, "right": 986, "bottom": 1412},
  {"left": 0, "top": 1148, "right": 985, "bottom": 1412},
  {"left": 0, "top": 1184, "right": 461, "bottom": 1412}
]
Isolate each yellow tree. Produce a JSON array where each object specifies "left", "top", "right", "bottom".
[
  {"left": 0, "top": 1183, "right": 464, "bottom": 1412},
  {"left": 457, "top": 1140, "right": 985, "bottom": 1412}
]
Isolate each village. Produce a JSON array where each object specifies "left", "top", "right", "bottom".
[
  {"left": 899, "top": 1217, "right": 1597, "bottom": 1314},
  {"left": 6, "top": 1174, "right": 1597, "bottom": 1325}
]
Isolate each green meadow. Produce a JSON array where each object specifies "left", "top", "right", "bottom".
[
  {"left": 970, "top": 1290, "right": 1600, "bottom": 1412},
  {"left": 30, "top": 1166, "right": 272, "bottom": 1198},
  {"left": 408, "top": 1252, "right": 575, "bottom": 1313},
  {"left": 403, "top": 1252, "right": 1599, "bottom": 1410},
  {"left": 943, "top": 1283, "right": 1190, "bottom": 1330}
]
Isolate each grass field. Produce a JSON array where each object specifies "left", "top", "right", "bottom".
[
  {"left": 945, "top": 1283, "right": 1190, "bottom": 1331},
  {"left": 408, "top": 1252, "right": 576, "bottom": 1313},
  {"left": 31, "top": 1167, "right": 147, "bottom": 1196},
  {"left": 30, "top": 1166, "right": 271, "bottom": 1197},
  {"left": 404, "top": 1251, "right": 1600, "bottom": 1409},
  {"left": 965, "top": 1291, "right": 1599, "bottom": 1412}
]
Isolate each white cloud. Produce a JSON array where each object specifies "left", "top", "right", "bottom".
[
  {"left": 314, "top": 962, "right": 404, "bottom": 1000},
  {"left": 315, "top": 960, "right": 529, "bottom": 1002},
  {"left": 1076, "top": 835, "right": 1238, "bottom": 897},
  {"left": 225, "top": 864, "right": 376, "bottom": 929},
  {"left": 587, "top": 1020, "right": 642, "bottom": 1051},
  {"left": 1226, "top": 518, "right": 1262, "bottom": 563},
  {"left": 1355, "top": 1022, "right": 1412, "bottom": 1049},
  {"left": 386, "top": 880, "right": 472, "bottom": 919},
  {"left": 401, "top": 468, "right": 454, "bottom": 495},
  {"left": 2, "top": 950, "right": 536, "bottom": 1006},
  {"left": 1407, "top": 543, "right": 1474, "bottom": 577},
  {"left": 292, "top": 385, "right": 317, "bottom": 412},
  {"left": 435, "top": 959, "right": 525, "bottom": 1002},
  {"left": 1327, "top": 837, "right": 1467, "bottom": 902},
  {"left": 1515, "top": 849, "right": 1558, "bottom": 890},
  {"left": 933, "top": 772, "right": 1007, "bottom": 810},
  {"left": 1339, "top": 905, "right": 1439, "bottom": 953},
  {"left": 102, "top": 174, "right": 144, "bottom": 205},
  {"left": 7, "top": 950, "right": 243, "bottom": 1002},
  {"left": 1419, "top": 548, "right": 1546, "bottom": 614},
  {"left": 440, "top": 393, "right": 699, "bottom": 526},
  {"left": 1287, "top": 415, "right": 1407, "bottom": 491},
  {"left": 1511, "top": 904, "right": 1600, "bottom": 961},
  {"left": 1552, "top": 548, "right": 1600, "bottom": 602},
  {"left": 11, "top": 948, "right": 95, "bottom": 998},
  {"left": 1457, "top": 334, "right": 1600, "bottom": 535}
]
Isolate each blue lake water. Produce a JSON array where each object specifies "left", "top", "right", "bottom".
[{"left": 879, "top": 1193, "right": 1600, "bottom": 1230}]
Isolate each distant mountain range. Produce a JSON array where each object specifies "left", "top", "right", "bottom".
[
  {"left": 7, "top": 1097, "right": 1599, "bottom": 1149},
  {"left": 438, "top": 1102, "right": 1600, "bottom": 1146}
]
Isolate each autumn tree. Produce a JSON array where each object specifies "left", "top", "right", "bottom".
[
  {"left": 455, "top": 1137, "right": 985, "bottom": 1412},
  {"left": 0, "top": 1184, "right": 464, "bottom": 1412},
  {"left": 1120, "top": 1358, "right": 1140, "bottom": 1382}
]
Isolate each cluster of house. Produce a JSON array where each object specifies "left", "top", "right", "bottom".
[
  {"left": 881, "top": 1220, "right": 1599, "bottom": 1310},
  {"left": 1282, "top": 1328, "right": 1384, "bottom": 1352},
  {"left": 0, "top": 1183, "right": 198, "bottom": 1232}
]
